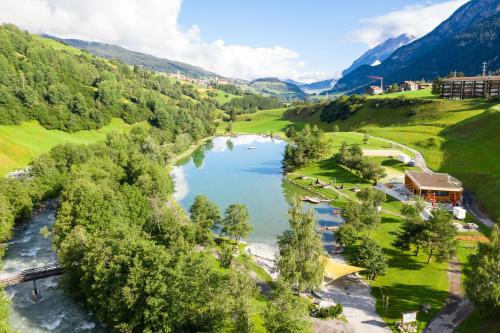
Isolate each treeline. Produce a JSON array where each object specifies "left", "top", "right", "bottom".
[
  {"left": 336, "top": 188, "right": 388, "bottom": 280},
  {"left": 334, "top": 142, "right": 386, "bottom": 183},
  {"left": 0, "top": 127, "right": 257, "bottom": 332},
  {"left": 282, "top": 125, "right": 326, "bottom": 172},
  {"left": 0, "top": 24, "right": 218, "bottom": 132},
  {"left": 285, "top": 95, "right": 366, "bottom": 124},
  {"left": 222, "top": 95, "right": 283, "bottom": 115},
  {"left": 209, "top": 83, "right": 245, "bottom": 96}
]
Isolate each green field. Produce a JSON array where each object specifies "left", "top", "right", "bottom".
[
  {"left": 234, "top": 98, "right": 500, "bottom": 221},
  {"left": 0, "top": 118, "right": 146, "bottom": 175},
  {"left": 228, "top": 108, "right": 305, "bottom": 135},
  {"left": 367, "top": 88, "right": 435, "bottom": 100}
]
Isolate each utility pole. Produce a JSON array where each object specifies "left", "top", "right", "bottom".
[{"left": 482, "top": 61, "right": 487, "bottom": 77}]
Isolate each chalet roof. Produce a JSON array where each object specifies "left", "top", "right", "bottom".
[
  {"left": 367, "top": 85, "right": 382, "bottom": 90},
  {"left": 402, "top": 80, "right": 417, "bottom": 85},
  {"left": 443, "top": 76, "right": 500, "bottom": 82},
  {"left": 406, "top": 171, "right": 463, "bottom": 192}
]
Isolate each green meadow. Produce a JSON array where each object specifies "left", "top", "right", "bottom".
[{"left": 0, "top": 118, "right": 146, "bottom": 176}]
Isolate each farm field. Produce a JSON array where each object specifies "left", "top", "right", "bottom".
[{"left": 0, "top": 118, "right": 146, "bottom": 176}]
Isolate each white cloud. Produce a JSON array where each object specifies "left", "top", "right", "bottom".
[
  {"left": 0, "top": 0, "right": 331, "bottom": 82},
  {"left": 351, "top": 0, "right": 468, "bottom": 48}
]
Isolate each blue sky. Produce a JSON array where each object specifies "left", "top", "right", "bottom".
[
  {"left": 0, "top": 0, "right": 467, "bottom": 81},
  {"left": 178, "top": 1, "right": 412, "bottom": 75}
]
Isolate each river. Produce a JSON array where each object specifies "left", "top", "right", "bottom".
[{"left": 1, "top": 202, "right": 106, "bottom": 332}]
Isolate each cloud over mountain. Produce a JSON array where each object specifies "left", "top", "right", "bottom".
[
  {"left": 351, "top": 0, "right": 468, "bottom": 47},
  {"left": 0, "top": 0, "right": 327, "bottom": 81}
]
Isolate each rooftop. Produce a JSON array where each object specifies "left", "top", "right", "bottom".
[{"left": 406, "top": 171, "right": 463, "bottom": 191}]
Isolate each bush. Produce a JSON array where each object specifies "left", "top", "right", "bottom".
[
  {"left": 320, "top": 95, "right": 366, "bottom": 123},
  {"left": 311, "top": 304, "right": 343, "bottom": 319}
]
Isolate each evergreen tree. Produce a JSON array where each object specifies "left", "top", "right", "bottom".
[
  {"left": 263, "top": 282, "right": 312, "bottom": 333},
  {"left": 422, "top": 208, "right": 457, "bottom": 263},
  {"left": 394, "top": 201, "right": 426, "bottom": 255}
]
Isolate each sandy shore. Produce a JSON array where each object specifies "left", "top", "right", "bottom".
[{"left": 245, "top": 243, "right": 279, "bottom": 279}]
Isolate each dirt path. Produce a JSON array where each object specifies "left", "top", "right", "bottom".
[{"left": 423, "top": 256, "right": 474, "bottom": 333}]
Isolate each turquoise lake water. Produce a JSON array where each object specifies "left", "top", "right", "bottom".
[{"left": 173, "top": 135, "right": 343, "bottom": 245}]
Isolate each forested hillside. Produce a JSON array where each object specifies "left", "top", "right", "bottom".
[
  {"left": 46, "top": 35, "right": 220, "bottom": 79},
  {"left": 0, "top": 24, "right": 217, "bottom": 139},
  {"left": 0, "top": 24, "right": 264, "bottom": 332}
]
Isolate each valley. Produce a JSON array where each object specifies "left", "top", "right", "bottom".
[{"left": 0, "top": 1, "right": 499, "bottom": 332}]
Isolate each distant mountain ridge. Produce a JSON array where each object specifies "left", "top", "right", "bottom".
[
  {"left": 247, "top": 78, "right": 307, "bottom": 100},
  {"left": 342, "top": 33, "right": 415, "bottom": 76},
  {"left": 328, "top": 0, "right": 500, "bottom": 94},
  {"left": 284, "top": 79, "right": 336, "bottom": 94},
  {"left": 44, "top": 35, "right": 221, "bottom": 79}
]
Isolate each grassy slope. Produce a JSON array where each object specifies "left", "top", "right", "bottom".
[
  {"left": 340, "top": 99, "right": 500, "bottom": 221},
  {"left": 229, "top": 108, "right": 303, "bottom": 135},
  {"left": 241, "top": 99, "right": 500, "bottom": 220},
  {"left": 0, "top": 118, "right": 146, "bottom": 175},
  {"left": 367, "top": 88, "right": 435, "bottom": 100}
]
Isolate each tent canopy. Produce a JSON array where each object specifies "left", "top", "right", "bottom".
[{"left": 324, "top": 258, "right": 364, "bottom": 281}]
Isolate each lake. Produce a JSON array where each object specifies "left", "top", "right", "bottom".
[{"left": 173, "top": 135, "right": 342, "bottom": 245}]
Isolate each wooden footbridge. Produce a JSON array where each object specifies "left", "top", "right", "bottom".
[{"left": 0, "top": 264, "right": 63, "bottom": 287}]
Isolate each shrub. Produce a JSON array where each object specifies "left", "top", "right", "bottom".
[{"left": 311, "top": 304, "right": 344, "bottom": 319}]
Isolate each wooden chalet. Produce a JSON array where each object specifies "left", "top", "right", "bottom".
[
  {"left": 441, "top": 76, "right": 500, "bottom": 99},
  {"left": 400, "top": 81, "right": 418, "bottom": 91},
  {"left": 405, "top": 171, "right": 463, "bottom": 204},
  {"left": 366, "top": 85, "right": 383, "bottom": 95}
]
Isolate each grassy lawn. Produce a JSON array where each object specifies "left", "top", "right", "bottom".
[
  {"left": 0, "top": 118, "right": 146, "bottom": 175},
  {"left": 368, "top": 214, "right": 450, "bottom": 332},
  {"left": 290, "top": 160, "right": 452, "bottom": 332},
  {"left": 367, "top": 88, "right": 435, "bottom": 100},
  {"left": 227, "top": 108, "right": 303, "bottom": 135},
  {"left": 332, "top": 99, "right": 500, "bottom": 221}
]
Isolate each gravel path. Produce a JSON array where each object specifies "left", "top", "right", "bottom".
[{"left": 423, "top": 256, "right": 474, "bottom": 333}]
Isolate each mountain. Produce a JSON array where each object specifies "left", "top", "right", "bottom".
[
  {"left": 342, "top": 33, "right": 414, "bottom": 76},
  {"left": 328, "top": 0, "right": 500, "bottom": 94},
  {"left": 44, "top": 35, "right": 220, "bottom": 79},
  {"left": 285, "top": 79, "right": 337, "bottom": 94},
  {"left": 247, "top": 78, "right": 307, "bottom": 100}
]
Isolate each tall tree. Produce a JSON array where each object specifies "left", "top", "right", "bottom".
[
  {"left": 221, "top": 204, "right": 252, "bottom": 242},
  {"left": 394, "top": 201, "right": 426, "bottom": 255},
  {"left": 350, "top": 237, "right": 388, "bottom": 280},
  {"left": 276, "top": 200, "right": 325, "bottom": 291},
  {"left": 263, "top": 282, "right": 312, "bottom": 333},
  {"left": 465, "top": 225, "right": 500, "bottom": 316},
  {"left": 422, "top": 207, "right": 457, "bottom": 263},
  {"left": 189, "top": 195, "right": 220, "bottom": 245},
  {"left": 282, "top": 124, "right": 326, "bottom": 172}
]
